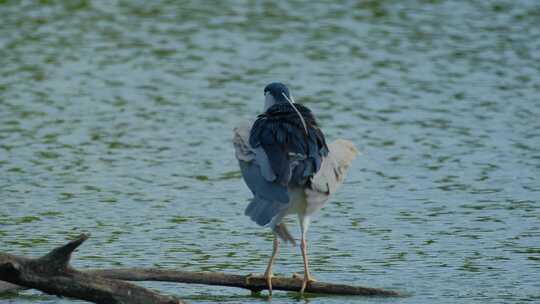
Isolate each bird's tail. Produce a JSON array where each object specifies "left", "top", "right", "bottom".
[{"left": 273, "top": 222, "right": 296, "bottom": 245}]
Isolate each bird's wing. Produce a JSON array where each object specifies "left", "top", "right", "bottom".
[
  {"left": 233, "top": 120, "right": 290, "bottom": 226},
  {"left": 233, "top": 120, "right": 277, "bottom": 181},
  {"left": 305, "top": 139, "right": 359, "bottom": 214},
  {"left": 249, "top": 103, "right": 328, "bottom": 187}
]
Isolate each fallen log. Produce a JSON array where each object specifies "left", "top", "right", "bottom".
[
  {"left": 2, "top": 268, "right": 400, "bottom": 297},
  {"left": 88, "top": 268, "right": 400, "bottom": 296},
  {"left": 0, "top": 234, "right": 184, "bottom": 304},
  {"left": 1, "top": 234, "right": 401, "bottom": 300}
]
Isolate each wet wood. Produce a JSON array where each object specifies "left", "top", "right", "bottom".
[
  {"left": 87, "top": 268, "right": 400, "bottom": 296},
  {"left": 2, "top": 267, "right": 399, "bottom": 297},
  {"left": 0, "top": 234, "right": 184, "bottom": 304},
  {"left": 1, "top": 234, "right": 400, "bottom": 300},
  {"left": 0, "top": 280, "right": 23, "bottom": 293}
]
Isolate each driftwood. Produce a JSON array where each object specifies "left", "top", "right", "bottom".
[
  {"left": 87, "top": 268, "right": 400, "bottom": 296},
  {"left": 0, "top": 234, "right": 183, "bottom": 304},
  {"left": 1, "top": 234, "right": 401, "bottom": 302},
  {"left": 2, "top": 268, "right": 400, "bottom": 298}
]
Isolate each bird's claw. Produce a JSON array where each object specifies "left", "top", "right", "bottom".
[
  {"left": 292, "top": 272, "right": 316, "bottom": 281},
  {"left": 265, "top": 272, "right": 274, "bottom": 296},
  {"left": 300, "top": 279, "right": 308, "bottom": 294},
  {"left": 245, "top": 273, "right": 274, "bottom": 297},
  {"left": 299, "top": 275, "right": 316, "bottom": 295}
]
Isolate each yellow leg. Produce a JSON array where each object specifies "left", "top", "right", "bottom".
[
  {"left": 298, "top": 216, "right": 316, "bottom": 295},
  {"left": 264, "top": 234, "right": 279, "bottom": 296},
  {"left": 299, "top": 237, "right": 316, "bottom": 294}
]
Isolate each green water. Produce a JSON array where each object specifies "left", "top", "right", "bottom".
[{"left": 1, "top": 1, "right": 539, "bottom": 303}]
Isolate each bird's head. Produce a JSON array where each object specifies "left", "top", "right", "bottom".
[{"left": 263, "top": 82, "right": 291, "bottom": 110}]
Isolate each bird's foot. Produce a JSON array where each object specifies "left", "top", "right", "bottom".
[
  {"left": 299, "top": 274, "right": 316, "bottom": 295},
  {"left": 245, "top": 272, "right": 274, "bottom": 296},
  {"left": 265, "top": 271, "right": 274, "bottom": 296},
  {"left": 292, "top": 272, "right": 316, "bottom": 281}
]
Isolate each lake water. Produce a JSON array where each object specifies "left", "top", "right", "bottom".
[{"left": 1, "top": 1, "right": 539, "bottom": 303}]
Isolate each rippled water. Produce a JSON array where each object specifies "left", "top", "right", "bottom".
[{"left": 1, "top": 1, "right": 539, "bottom": 303}]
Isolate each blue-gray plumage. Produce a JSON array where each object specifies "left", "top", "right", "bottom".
[
  {"left": 246, "top": 101, "right": 328, "bottom": 225},
  {"left": 233, "top": 82, "right": 358, "bottom": 296},
  {"left": 240, "top": 160, "right": 289, "bottom": 225}
]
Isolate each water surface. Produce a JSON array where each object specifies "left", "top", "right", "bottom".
[{"left": 1, "top": 1, "right": 539, "bottom": 303}]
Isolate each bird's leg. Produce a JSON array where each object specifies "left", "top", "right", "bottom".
[
  {"left": 300, "top": 236, "right": 316, "bottom": 294},
  {"left": 246, "top": 232, "right": 280, "bottom": 296},
  {"left": 298, "top": 215, "right": 315, "bottom": 295},
  {"left": 263, "top": 234, "right": 279, "bottom": 296}
]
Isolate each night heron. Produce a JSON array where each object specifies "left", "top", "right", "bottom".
[{"left": 233, "top": 82, "right": 358, "bottom": 295}]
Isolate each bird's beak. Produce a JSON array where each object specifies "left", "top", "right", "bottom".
[{"left": 282, "top": 92, "right": 308, "bottom": 135}]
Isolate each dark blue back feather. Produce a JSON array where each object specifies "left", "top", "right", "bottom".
[{"left": 249, "top": 103, "right": 328, "bottom": 187}]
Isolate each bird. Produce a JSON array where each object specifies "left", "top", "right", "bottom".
[{"left": 233, "top": 82, "right": 358, "bottom": 295}]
